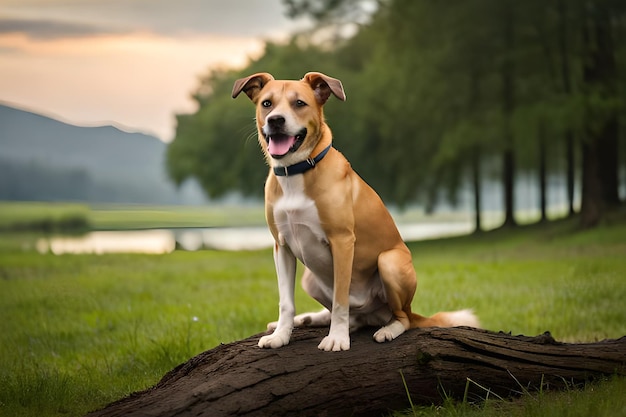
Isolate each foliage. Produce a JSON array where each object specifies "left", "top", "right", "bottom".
[
  {"left": 1, "top": 216, "right": 625, "bottom": 416},
  {"left": 167, "top": 0, "right": 626, "bottom": 225}
]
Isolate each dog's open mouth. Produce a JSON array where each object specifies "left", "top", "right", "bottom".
[{"left": 267, "top": 129, "right": 307, "bottom": 159}]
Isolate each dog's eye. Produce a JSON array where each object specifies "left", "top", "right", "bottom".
[
  {"left": 261, "top": 100, "right": 272, "bottom": 108},
  {"left": 295, "top": 100, "right": 307, "bottom": 108}
]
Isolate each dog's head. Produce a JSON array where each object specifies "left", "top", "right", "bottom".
[{"left": 232, "top": 72, "right": 346, "bottom": 167}]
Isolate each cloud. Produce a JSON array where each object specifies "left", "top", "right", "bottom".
[
  {"left": 0, "top": 0, "right": 309, "bottom": 40},
  {"left": 0, "top": 44, "right": 20, "bottom": 54},
  {"left": 0, "top": 17, "right": 125, "bottom": 39}
]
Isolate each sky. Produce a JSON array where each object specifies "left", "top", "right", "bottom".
[{"left": 0, "top": 0, "right": 307, "bottom": 141}]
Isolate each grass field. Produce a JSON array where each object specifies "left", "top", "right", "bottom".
[
  {"left": 0, "top": 206, "right": 625, "bottom": 417},
  {"left": 0, "top": 201, "right": 267, "bottom": 231}
]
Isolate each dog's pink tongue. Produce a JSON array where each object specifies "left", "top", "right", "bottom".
[{"left": 268, "top": 135, "right": 296, "bottom": 156}]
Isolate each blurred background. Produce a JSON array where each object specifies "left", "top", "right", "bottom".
[{"left": 1, "top": 0, "right": 625, "bottom": 250}]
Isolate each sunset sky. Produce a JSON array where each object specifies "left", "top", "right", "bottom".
[{"left": 0, "top": 0, "right": 307, "bottom": 141}]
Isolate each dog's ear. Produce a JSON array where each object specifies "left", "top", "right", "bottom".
[
  {"left": 232, "top": 73, "right": 275, "bottom": 102},
  {"left": 302, "top": 72, "right": 346, "bottom": 105}
]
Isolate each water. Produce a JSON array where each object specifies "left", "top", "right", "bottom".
[{"left": 37, "top": 222, "right": 473, "bottom": 255}]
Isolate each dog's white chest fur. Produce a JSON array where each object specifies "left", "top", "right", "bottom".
[{"left": 273, "top": 176, "right": 333, "bottom": 277}]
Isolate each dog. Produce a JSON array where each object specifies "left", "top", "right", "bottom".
[{"left": 232, "top": 72, "right": 479, "bottom": 351}]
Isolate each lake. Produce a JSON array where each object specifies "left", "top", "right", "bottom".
[{"left": 37, "top": 222, "right": 474, "bottom": 255}]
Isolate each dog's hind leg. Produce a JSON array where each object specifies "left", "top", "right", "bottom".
[
  {"left": 295, "top": 308, "right": 331, "bottom": 327},
  {"left": 373, "top": 247, "right": 418, "bottom": 343},
  {"left": 266, "top": 308, "right": 330, "bottom": 330}
]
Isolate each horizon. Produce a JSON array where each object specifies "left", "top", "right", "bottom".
[{"left": 0, "top": 99, "right": 164, "bottom": 139}]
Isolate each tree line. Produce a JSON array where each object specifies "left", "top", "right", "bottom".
[{"left": 167, "top": 0, "right": 625, "bottom": 230}]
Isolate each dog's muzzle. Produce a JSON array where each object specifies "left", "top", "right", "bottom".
[{"left": 264, "top": 128, "right": 307, "bottom": 159}]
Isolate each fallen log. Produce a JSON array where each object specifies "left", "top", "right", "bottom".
[{"left": 86, "top": 327, "right": 626, "bottom": 417}]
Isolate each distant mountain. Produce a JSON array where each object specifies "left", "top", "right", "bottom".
[{"left": 0, "top": 103, "right": 207, "bottom": 204}]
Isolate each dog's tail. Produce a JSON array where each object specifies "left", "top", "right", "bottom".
[{"left": 409, "top": 309, "right": 480, "bottom": 329}]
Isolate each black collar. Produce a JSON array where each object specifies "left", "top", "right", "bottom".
[{"left": 273, "top": 144, "right": 332, "bottom": 177}]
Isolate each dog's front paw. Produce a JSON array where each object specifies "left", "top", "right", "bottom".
[
  {"left": 258, "top": 329, "right": 291, "bottom": 349},
  {"left": 318, "top": 333, "right": 350, "bottom": 351}
]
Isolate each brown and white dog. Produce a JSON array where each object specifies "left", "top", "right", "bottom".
[{"left": 232, "top": 72, "right": 479, "bottom": 351}]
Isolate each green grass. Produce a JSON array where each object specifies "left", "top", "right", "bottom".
[
  {"left": 0, "top": 212, "right": 625, "bottom": 417},
  {"left": 0, "top": 248, "right": 320, "bottom": 417},
  {"left": 407, "top": 217, "right": 626, "bottom": 343},
  {"left": 393, "top": 377, "right": 626, "bottom": 417},
  {"left": 0, "top": 201, "right": 267, "bottom": 232},
  {"left": 0, "top": 202, "right": 90, "bottom": 233},
  {"left": 88, "top": 204, "right": 266, "bottom": 230}
]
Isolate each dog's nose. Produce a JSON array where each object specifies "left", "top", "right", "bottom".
[{"left": 267, "top": 115, "right": 285, "bottom": 130}]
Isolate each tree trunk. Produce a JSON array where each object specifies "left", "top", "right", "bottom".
[
  {"left": 580, "top": 1, "right": 621, "bottom": 227},
  {"left": 598, "top": 115, "right": 620, "bottom": 208},
  {"left": 565, "top": 131, "right": 576, "bottom": 216},
  {"left": 581, "top": 139, "right": 604, "bottom": 228},
  {"left": 538, "top": 123, "right": 548, "bottom": 222},
  {"left": 467, "top": 69, "right": 482, "bottom": 234},
  {"left": 502, "top": 150, "right": 517, "bottom": 227},
  {"left": 590, "top": 4, "right": 620, "bottom": 209},
  {"left": 557, "top": 0, "right": 577, "bottom": 217},
  {"left": 85, "top": 327, "right": 626, "bottom": 417},
  {"left": 500, "top": 0, "right": 517, "bottom": 228},
  {"left": 471, "top": 148, "right": 482, "bottom": 233}
]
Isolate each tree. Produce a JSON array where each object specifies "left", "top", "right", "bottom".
[
  {"left": 498, "top": 0, "right": 518, "bottom": 228},
  {"left": 556, "top": 0, "right": 577, "bottom": 217},
  {"left": 166, "top": 0, "right": 624, "bottom": 225},
  {"left": 167, "top": 68, "right": 267, "bottom": 199},
  {"left": 579, "top": 0, "right": 623, "bottom": 227}
]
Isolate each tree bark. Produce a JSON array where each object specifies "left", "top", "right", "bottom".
[{"left": 86, "top": 327, "right": 626, "bottom": 417}]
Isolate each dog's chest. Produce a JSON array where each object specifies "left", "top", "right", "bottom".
[{"left": 272, "top": 176, "right": 332, "bottom": 273}]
